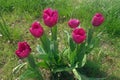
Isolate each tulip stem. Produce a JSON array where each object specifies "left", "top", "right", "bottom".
[
  {"left": 28, "top": 55, "right": 43, "bottom": 80},
  {"left": 51, "top": 26, "right": 57, "bottom": 41}
]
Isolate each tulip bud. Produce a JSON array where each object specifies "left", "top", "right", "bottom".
[
  {"left": 15, "top": 42, "right": 31, "bottom": 58},
  {"left": 43, "top": 8, "right": 58, "bottom": 27},
  {"left": 72, "top": 28, "right": 86, "bottom": 44},
  {"left": 92, "top": 13, "right": 104, "bottom": 27},
  {"left": 29, "top": 21, "right": 44, "bottom": 38},
  {"left": 68, "top": 19, "right": 80, "bottom": 28}
]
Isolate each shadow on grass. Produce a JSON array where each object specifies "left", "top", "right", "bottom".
[
  {"left": 50, "top": 71, "right": 74, "bottom": 80},
  {"left": 77, "top": 60, "right": 107, "bottom": 78},
  {"left": 106, "top": 76, "right": 120, "bottom": 80},
  {"left": 50, "top": 60, "right": 119, "bottom": 80},
  {"left": 77, "top": 60, "right": 120, "bottom": 80}
]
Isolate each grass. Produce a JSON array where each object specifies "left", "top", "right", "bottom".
[{"left": 0, "top": 0, "right": 120, "bottom": 80}]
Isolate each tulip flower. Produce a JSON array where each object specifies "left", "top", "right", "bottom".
[
  {"left": 29, "top": 21, "right": 44, "bottom": 38},
  {"left": 92, "top": 13, "right": 104, "bottom": 27},
  {"left": 72, "top": 28, "right": 86, "bottom": 44},
  {"left": 15, "top": 42, "right": 31, "bottom": 58},
  {"left": 43, "top": 8, "right": 58, "bottom": 27},
  {"left": 68, "top": 19, "right": 80, "bottom": 28}
]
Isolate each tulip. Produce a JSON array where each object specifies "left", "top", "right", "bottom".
[
  {"left": 15, "top": 42, "right": 31, "bottom": 58},
  {"left": 29, "top": 21, "right": 44, "bottom": 38},
  {"left": 92, "top": 13, "right": 104, "bottom": 27},
  {"left": 68, "top": 19, "right": 80, "bottom": 28},
  {"left": 72, "top": 28, "right": 86, "bottom": 44},
  {"left": 43, "top": 8, "right": 58, "bottom": 27}
]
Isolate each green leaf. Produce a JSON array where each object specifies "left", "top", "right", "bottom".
[
  {"left": 27, "top": 55, "right": 36, "bottom": 68},
  {"left": 12, "top": 62, "right": 27, "bottom": 74},
  {"left": 51, "top": 26, "right": 57, "bottom": 41},
  {"left": 59, "top": 48, "right": 69, "bottom": 64},
  {"left": 50, "top": 26, "right": 59, "bottom": 63},
  {"left": 73, "top": 69, "right": 81, "bottom": 80},
  {"left": 53, "top": 66, "right": 75, "bottom": 73},
  {"left": 36, "top": 54, "right": 50, "bottom": 61},
  {"left": 37, "top": 61, "right": 49, "bottom": 69},
  {"left": 50, "top": 41, "right": 59, "bottom": 62},
  {"left": 40, "top": 34, "right": 51, "bottom": 54},
  {"left": 19, "top": 69, "right": 37, "bottom": 80},
  {"left": 86, "top": 32, "right": 100, "bottom": 54},
  {"left": 76, "top": 43, "right": 87, "bottom": 67},
  {"left": 69, "top": 37, "right": 76, "bottom": 51},
  {"left": 62, "top": 48, "right": 69, "bottom": 60},
  {"left": 76, "top": 43, "right": 86, "bottom": 60},
  {"left": 69, "top": 50, "right": 77, "bottom": 66},
  {"left": 87, "top": 28, "right": 93, "bottom": 45},
  {"left": 81, "top": 54, "right": 87, "bottom": 67},
  {"left": 36, "top": 45, "right": 45, "bottom": 54},
  {"left": 27, "top": 55, "right": 43, "bottom": 80},
  {"left": 64, "top": 30, "right": 76, "bottom": 51},
  {"left": 64, "top": 30, "right": 70, "bottom": 44},
  {"left": 76, "top": 43, "right": 86, "bottom": 54},
  {"left": 77, "top": 54, "right": 86, "bottom": 68}
]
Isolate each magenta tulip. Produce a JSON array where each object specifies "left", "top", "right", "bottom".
[
  {"left": 43, "top": 8, "right": 58, "bottom": 27},
  {"left": 15, "top": 42, "right": 31, "bottom": 58},
  {"left": 29, "top": 21, "right": 44, "bottom": 38},
  {"left": 68, "top": 19, "right": 80, "bottom": 28},
  {"left": 72, "top": 28, "right": 86, "bottom": 44},
  {"left": 92, "top": 13, "right": 104, "bottom": 27}
]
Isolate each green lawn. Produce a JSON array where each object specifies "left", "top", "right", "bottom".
[{"left": 0, "top": 0, "right": 120, "bottom": 80}]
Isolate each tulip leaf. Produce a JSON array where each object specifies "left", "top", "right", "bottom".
[
  {"left": 69, "top": 50, "right": 77, "bottom": 65},
  {"left": 77, "top": 54, "right": 87, "bottom": 68},
  {"left": 28, "top": 55, "right": 36, "bottom": 68},
  {"left": 51, "top": 26, "right": 57, "bottom": 41},
  {"left": 51, "top": 26, "right": 59, "bottom": 63},
  {"left": 86, "top": 32, "right": 100, "bottom": 54},
  {"left": 12, "top": 62, "right": 27, "bottom": 74},
  {"left": 19, "top": 68, "right": 37, "bottom": 80},
  {"left": 53, "top": 66, "right": 75, "bottom": 73},
  {"left": 69, "top": 37, "right": 76, "bottom": 51},
  {"left": 64, "top": 30, "right": 76, "bottom": 51},
  {"left": 76, "top": 43, "right": 86, "bottom": 56},
  {"left": 64, "top": 30, "right": 70, "bottom": 44},
  {"left": 87, "top": 28, "right": 93, "bottom": 45},
  {"left": 76, "top": 43, "right": 87, "bottom": 67},
  {"left": 36, "top": 45, "right": 45, "bottom": 54},
  {"left": 37, "top": 61, "right": 49, "bottom": 69},
  {"left": 36, "top": 54, "right": 50, "bottom": 61},
  {"left": 41, "top": 34, "right": 51, "bottom": 54},
  {"left": 27, "top": 55, "right": 43, "bottom": 80},
  {"left": 73, "top": 69, "right": 81, "bottom": 80},
  {"left": 50, "top": 41, "right": 59, "bottom": 61},
  {"left": 81, "top": 54, "right": 87, "bottom": 67}
]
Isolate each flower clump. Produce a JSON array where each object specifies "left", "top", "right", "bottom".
[
  {"left": 15, "top": 8, "right": 104, "bottom": 58},
  {"left": 14, "top": 7, "right": 105, "bottom": 80}
]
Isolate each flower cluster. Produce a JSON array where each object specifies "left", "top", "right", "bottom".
[
  {"left": 15, "top": 8, "right": 104, "bottom": 80},
  {"left": 15, "top": 7, "right": 104, "bottom": 59}
]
